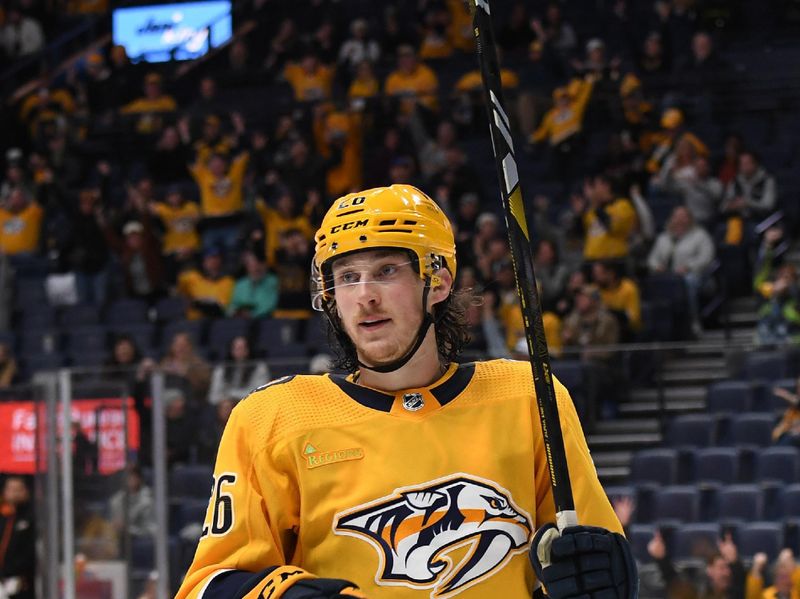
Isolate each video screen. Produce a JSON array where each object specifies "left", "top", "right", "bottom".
[{"left": 112, "top": 0, "right": 232, "bottom": 63}]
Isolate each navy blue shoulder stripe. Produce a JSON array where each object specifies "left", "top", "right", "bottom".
[{"left": 202, "top": 568, "right": 276, "bottom": 598}]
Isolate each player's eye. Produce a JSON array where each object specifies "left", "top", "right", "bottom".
[
  {"left": 378, "top": 264, "right": 398, "bottom": 278},
  {"left": 338, "top": 271, "right": 359, "bottom": 285}
]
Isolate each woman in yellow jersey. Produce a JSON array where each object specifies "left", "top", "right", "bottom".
[{"left": 176, "top": 185, "right": 637, "bottom": 599}]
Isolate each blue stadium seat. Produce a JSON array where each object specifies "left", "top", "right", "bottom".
[
  {"left": 653, "top": 485, "right": 701, "bottom": 523},
  {"left": 706, "top": 381, "right": 757, "bottom": 413},
  {"left": 59, "top": 304, "right": 101, "bottom": 327},
  {"left": 737, "top": 522, "right": 785, "bottom": 560},
  {"left": 673, "top": 523, "right": 721, "bottom": 560},
  {"left": 758, "top": 379, "right": 795, "bottom": 412},
  {"left": 667, "top": 414, "right": 717, "bottom": 448},
  {"left": 780, "top": 484, "right": 800, "bottom": 518},
  {"left": 756, "top": 447, "right": 800, "bottom": 484},
  {"left": 0, "top": 331, "right": 15, "bottom": 351},
  {"left": 65, "top": 326, "right": 108, "bottom": 355},
  {"left": 21, "top": 352, "right": 65, "bottom": 376},
  {"left": 154, "top": 296, "right": 187, "bottom": 322},
  {"left": 105, "top": 298, "right": 150, "bottom": 325},
  {"left": 628, "top": 524, "right": 656, "bottom": 563},
  {"left": 630, "top": 449, "right": 679, "bottom": 485},
  {"left": 19, "top": 330, "right": 59, "bottom": 355},
  {"left": 256, "top": 318, "right": 301, "bottom": 348},
  {"left": 729, "top": 413, "right": 776, "bottom": 448},
  {"left": 741, "top": 351, "right": 788, "bottom": 381},
  {"left": 169, "top": 464, "right": 213, "bottom": 499},
  {"left": 692, "top": 447, "right": 740, "bottom": 484},
  {"left": 304, "top": 315, "right": 328, "bottom": 350},
  {"left": 175, "top": 498, "right": 210, "bottom": 533},
  {"left": 69, "top": 351, "right": 109, "bottom": 369},
  {"left": 19, "top": 305, "right": 56, "bottom": 330},
  {"left": 207, "top": 318, "right": 252, "bottom": 360},
  {"left": 13, "top": 277, "right": 47, "bottom": 309},
  {"left": 716, "top": 485, "right": 764, "bottom": 523}
]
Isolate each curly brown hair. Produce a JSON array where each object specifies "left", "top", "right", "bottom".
[{"left": 324, "top": 289, "right": 473, "bottom": 373}]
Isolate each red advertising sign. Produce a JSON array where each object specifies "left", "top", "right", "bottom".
[{"left": 0, "top": 399, "right": 140, "bottom": 474}]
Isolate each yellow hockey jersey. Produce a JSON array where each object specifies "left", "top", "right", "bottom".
[{"left": 176, "top": 359, "right": 622, "bottom": 599}]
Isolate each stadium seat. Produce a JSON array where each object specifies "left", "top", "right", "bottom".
[
  {"left": 69, "top": 350, "right": 109, "bottom": 369},
  {"left": 756, "top": 447, "right": 800, "bottom": 484},
  {"left": 105, "top": 298, "right": 150, "bottom": 325},
  {"left": 175, "top": 498, "right": 210, "bottom": 533},
  {"left": 673, "top": 523, "right": 721, "bottom": 560},
  {"left": 729, "top": 413, "right": 777, "bottom": 448},
  {"left": 304, "top": 315, "right": 328, "bottom": 350},
  {"left": 59, "top": 304, "right": 101, "bottom": 327},
  {"left": 716, "top": 485, "right": 764, "bottom": 523},
  {"left": 741, "top": 351, "right": 788, "bottom": 381},
  {"left": 630, "top": 449, "right": 679, "bottom": 485},
  {"left": 19, "top": 305, "right": 56, "bottom": 330},
  {"left": 737, "top": 522, "right": 785, "bottom": 559},
  {"left": 256, "top": 318, "right": 301, "bottom": 351},
  {"left": 653, "top": 485, "right": 701, "bottom": 523},
  {"left": 65, "top": 326, "right": 109, "bottom": 355},
  {"left": 207, "top": 318, "right": 252, "bottom": 360},
  {"left": 692, "top": 447, "right": 741, "bottom": 484},
  {"left": 169, "top": 464, "right": 213, "bottom": 499},
  {"left": 21, "top": 352, "right": 65, "bottom": 376},
  {"left": 667, "top": 414, "right": 717, "bottom": 448},
  {"left": 628, "top": 524, "right": 656, "bottom": 563},
  {"left": 19, "top": 330, "right": 59, "bottom": 355},
  {"left": 154, "top": 296, "right": 187, "bottom": 322},
  {"left": 780, "top": 484, "right": 800, "bottom": 518},
  {"left": 706, "top": 381, "right": 757, "bottom": 413}
]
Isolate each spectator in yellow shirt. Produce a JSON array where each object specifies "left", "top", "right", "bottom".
[
  {"left": 454, "top": 67, "right": 519, "bottom": 93},
  {"left": 190, "top": 150, "right": 249, "bottom": 255},
  {"left": 119, "top": 72, "right": 177, "bottom": 135},
  {"left": 149, "top": 186, "right": 200, "bottom": 281},
  {"left": 592, "top": 260, "right": 642, "bottom": 339},
  {"left": 0, "top": 187, "right": 43, "bottom": 256},
  {"left": 255, "top": 191, "right": 314, "bottom": 267},
  {"left": 419, "top": 10, "right": 453, "bottom": 60},
  {"left": 385, "top": 45, "right": 439, "bottom": 112},
  {"left": 313, "top": 103, "right": 363, "bottom": 198},
  {"left": 283, "top": 53, "right": 334, "bottom": 102},
  {"left": 747, "top": 550, "right": 800, "bottom": 599},
  {"left": 177, "top": 247, "right": 235, "bottom": 320},
  {"left": 347, "top": 60, "right": 380, "bottom": 109},
  {"left": 580, "top": 173, "right": 637, "bottom": 261},
  {"left": 644, "top": 108, "right": 708, "bottom": 175}
]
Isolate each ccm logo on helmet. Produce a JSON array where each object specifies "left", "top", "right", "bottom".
[{"left": 330, "top": 219, "right": 369, "bottom": 234}]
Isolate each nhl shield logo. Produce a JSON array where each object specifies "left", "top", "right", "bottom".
[{"left": 402, "top": 392, "right": 424, "bottom": 411}]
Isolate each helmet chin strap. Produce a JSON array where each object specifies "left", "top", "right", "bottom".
[{"left": 324, "top": 280, "right": 442, "bottom": 375}]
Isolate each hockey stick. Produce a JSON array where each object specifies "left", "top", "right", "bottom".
[{"left": 466, "top": 0, "right": 577, "bottom": 531}]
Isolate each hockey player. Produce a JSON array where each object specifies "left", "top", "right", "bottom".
[{"left": 176, "top": 184, "right": 637, "bottom": 599}]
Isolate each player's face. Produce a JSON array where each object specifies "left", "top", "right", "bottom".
[{"left": 331, "top": 250, "right": 425, "bottom": 367}]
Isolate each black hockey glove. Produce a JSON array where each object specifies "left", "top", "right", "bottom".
[
  {"left": 530, "top": 524, "right": 638, "bottom": 599},
  {"left": 282, "top": 577, "right": 366, "bottom": 598}
]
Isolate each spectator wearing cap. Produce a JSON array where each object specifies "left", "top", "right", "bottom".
[
  {"left": 228, "top": 251, "right": 279, "bottom": 319},
  {"left": 529, "top": 74, "right": 595, "bottom": 184},
  {"left": 0, "top": 6, "right": 44, "bottom": 58},
  {"left": 191, "top": 146, "right": 249, "bottom": 255},
  {"left": 648, "top": 205, "right": 715, "bottom": 336},
  {"left": 645, "top": 108, "right": 708, "bottom": 175},
  {"left": 177, "top": 247, "right": 234, "bottom": 320},
  {"left": 283, "top": 51, "right": 334, "bottom": 102},
  {"left": 0, "top": 187, "right": 43, "bottom": 256},
  {"left": 338, "top": 19, "right": 380, "bottom": 75},
  {"left": 119, "top": 73, "right": 177, "bottom": 135},
  {"left": 385, "top": 45, "right": 439, "bottom": 113},
  {"left": 149, "top": 186, "right": 200, "bottom": 282},
  {"left": 592, "top": 260, "right": 642, "bottom": 339},
  {"left": 579, "top": 172, "right": 638, "bottom": 262},
  {"left": 103, "top": 218, "right": 165, "bottom": 301}
]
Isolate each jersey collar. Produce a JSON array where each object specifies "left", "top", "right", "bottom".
[{"left": 328, "top": 362, "right": 476, "bottom": 413}]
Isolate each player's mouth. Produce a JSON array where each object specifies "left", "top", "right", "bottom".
[{"left": 359, "top": 318, "right": 390, "bottom": 330}]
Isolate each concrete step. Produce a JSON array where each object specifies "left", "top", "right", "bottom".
[
  {"left": 727, "top": 311, "right": 759, "bottom": 325},
  {"left": 699, "top": 328, "right": 754, "bottom": 343},
  {"left": 618, "top": 398, "right": 705, "bottom": 416},
  {"left": 629, "top": 385, "right": 707, "bottom": 402},
  {"left": 662, "top": 357, "right": 728, "bottom": 372},
  {"left": 728, "top": 296, "right": 759, "bottom": 312},
  {"left": 586, "top": 432, "right": 663, "bottom": 448},
  {"left": 597, "top": 466, "right": 631, "bottom": 483},
  {"left": 594, "top": 419, "right": 660, "bottom": 434},
  {"left": 659, "top": 369, "right": 730, "bottom": 385},
  {"left": 591, "top": 450, "right": 634, "bottom": 467}
]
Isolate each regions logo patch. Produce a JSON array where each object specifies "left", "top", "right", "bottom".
[
  {"left": 333, "top": 474, "right": 532, "bottom": 598},
  {"left": 303, "top": 442, "right": 364, "bottom": 469}
]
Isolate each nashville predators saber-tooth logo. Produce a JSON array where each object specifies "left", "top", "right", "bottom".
[{"left": 334, "top": 474, "right": 532, "bottom": 597}]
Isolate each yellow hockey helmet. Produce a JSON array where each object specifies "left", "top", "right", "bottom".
[{"left": 312, "top": 184, "right": 456, "bottom": 310}]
